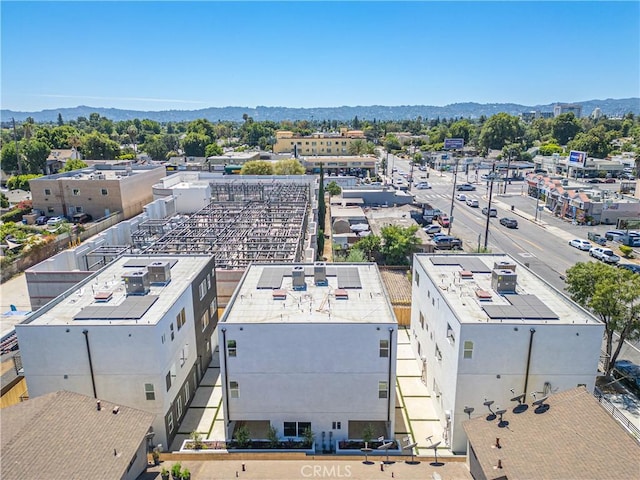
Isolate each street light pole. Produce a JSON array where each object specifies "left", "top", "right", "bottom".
[
  {"left": 448, "top": 152, "right": 460, "bottom": 235},
  {"left": 534, "top": 181, "right": 542, "bottom": 222}
]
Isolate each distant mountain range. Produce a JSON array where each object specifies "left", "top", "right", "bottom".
[{"left": 2, "top": 98, "right": 638, "bottom": 123}]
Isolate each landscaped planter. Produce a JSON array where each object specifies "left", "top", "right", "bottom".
[
  {"left": 180, "top": 439, "right": 315, "bottom": 454},
  {"left": 335, "top": 439, "right": 401, "bottom": 455}
]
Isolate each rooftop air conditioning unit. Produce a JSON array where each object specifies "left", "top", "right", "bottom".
[
  {"left": 291, "top": 266, "right": 307, "bottom": 291},
  {"left": 122, "top": 270, "right": 150, "bottom": 296},
  {"left": 147, "top": 261, "right": 171, "bottom": 285},
  {"left": 493, "top": 261, "right": 516, "bottom": 272},
  {"left": 314, "top": 262, "right": 328, "bottom": 286},
  {"left": 491, "top": 269, "right": 517, "bottom": 293}
]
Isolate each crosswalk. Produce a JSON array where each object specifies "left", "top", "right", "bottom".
[{"left": 415, "top": 192, "right": 484, "bottom": 201}]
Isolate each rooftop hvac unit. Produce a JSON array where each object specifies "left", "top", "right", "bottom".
[
  {"left": 491, "top": 269, "right": 517, "bottom": 294},
  {"left": 291, "top": 266, "right": 307, "bottom": 291},
  {"left": 314, "top": 262, "right": 328, "bottom": 286},
  {"left": 493, "top": 261, "right": 516, "bottom": 272},
  {"left": 147, "top": 261, "right": 171, "bottom": 285},
  {"left": 122, "top": 270, "right": 150, "bottom": 296}
]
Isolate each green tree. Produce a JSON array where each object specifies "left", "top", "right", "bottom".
[
  {"left": 23, "top": 140, "right": 50, "bottom": 174},
  {"left": 205, "top": 143, "right": 223, "bottom": 157},
  {"left": 233, "top": 425, "right": 251, "bottom": 448},
  {"left": 537, "top": 143, "right": 564, "bottom": 156},
  {"left": 565, "top": 262, "right": 640, "bottom": 376},
  {"left": 384, "top": 134, "right": 401, "bottom": 152},
  {"left": 380, "top": 225, "right": 419, "bottom": 265},
  {"left": 449, "top": 119, "right": 475, "bottom": 145},
  {"left": 273, "top": 159, "right": 305, "bottom": 175},
  {"left": 478, "top": 113, "right": 524, "bottom": 151},
  {"left": 353, "top": 234, "right": 381, "bottom": 261},
  {"left": 348, "top": 139, "right": 367, "bottom": 155},
  {"left": 240, "top": 160, "right": 274, "bottom": 175},
  {"left": 0, "top": 192, "right": 8, "bottom": 208},
  {"left": 325, "top": 181, "right": 342, "bottom": 196},
  {"left": 80, "top": 132, "right": 120, "bottom": 160},
  {"left": 61, "top": 159, "right": 89, "bottom": 172},
  {"left": 1, "top": 142, "right": 19, "bottom": 173},
  {"left": 57, "top": 113, "right": 64, "bottom": 126},
  {"left": 142, "top": 135, "right": 170, "bottom": 161},
  {"left": 182, "top": 132, "right": 210, "bottom": 157},
  {"left": 7, "top": 174, "right": 42, "bottom": 191},
  {"left": 552, "top": 113, "right": 582, "bottom": 145}
]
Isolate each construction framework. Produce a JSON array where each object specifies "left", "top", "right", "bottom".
[{"left": 139, "top": 182, "right": 312, "bottom": 268}]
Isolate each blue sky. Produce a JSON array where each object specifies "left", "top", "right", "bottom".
[{"left": 1, "top": 1, "right": 639, "bottom": 112}]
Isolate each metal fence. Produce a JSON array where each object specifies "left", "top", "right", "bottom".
[{"left": 593, "top": 387, "right": 640, "bottom": 441}]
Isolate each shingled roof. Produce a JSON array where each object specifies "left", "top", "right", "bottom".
[
  {"left": 463, "top": 387, "right": 640, "bottom": 480},
  {"left": 1, "top": 390, "right": 154, "bottom": 480}
]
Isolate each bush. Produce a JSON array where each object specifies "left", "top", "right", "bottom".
[
  {"left": 6, "top": 174, "right": 42, "bottom": 192},
  {"left": 233, "top": 425, "right": 251, "bottom": 448},
  {"left": 619, "top": 245, "right": 634, "bottom": 258},
  {"left": 267, "top": 425, "right": 279, "bottom": 448}
]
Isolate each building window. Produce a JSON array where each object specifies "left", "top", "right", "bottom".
[
  {"left": 176, "top": 309, "right": 186, "bottom": 330},
  {"left": 201, "top": 311, "right": 209, "bottom": 332},
  {"left": 144, "top": 383, "right": 155, "bottom": 400},
  {"left": 415, "top": 271, "right": 420, "bottom": 286},
  {"left": 420, "top": 312, "right": 425, "bottom": 330},
  {"left": 230, "top": 381, "right": 239, "bottom": 398},
  {"left": 170, "top": 323, "right": 174, "bottom": 341},
  {"left": 206, "top": 339, "right": 210, "bottom": 353},
  {"left": 463, "top": 341, "right": 473, "bottom": 359},
  {"left": 435, "top": 344, "right": 442, "bottom": 361},
  {"left": 75, "top": 206, "right": 83, "bottom": 213},
  {"left": 378, "top": 381, "right": 388, "bottom": 399},
  {"left": 379, "top": 339, "right": 389, "bottom": 358},
  {"left": 72, "top": 189, "right": 80, "bottom": 196},
  {"left": 177, "top": 395, "right": 183, "bottom": 418},
  {"left": 44, "top": 188, "right": 51, "bottom": 195},
  {"left": 297, "top": 422, "right": 311, "bottom": 436},
  {"left": 47, "top": 207, "right": 54, "bottom": 213},
  {"left": 165, "top": 372, "right": 172, "bottom": 391},
  {"left": 227, "top": 340, "right": 237, "bottom": 357},
  {"left": 184, "top": 381, "right": 190, "bottom": 401},
  {"left": 209, "top": 297, "right": 217, "bottom": 320},
  {"left": 199, "top": 279, "right": 207, "bottom": 300},
  {"left": 101, "top": 188, "right": 108, "bottom": 195},
  {"left": 332, "top": 421, "right": 341, "bottom": 430},
  {"left": 161, "top": 333, "right": 166, "bottom": 344},
  {"left": 284, "top": 422, "right": 297, "bottom": 437},
  {"left": 446, "top": 323, "right": 455, "bottom": 345},
  {"left": 167, "top": 411, "right": 174, "bottom": 433}
]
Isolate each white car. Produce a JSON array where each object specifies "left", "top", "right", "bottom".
[
  {"left": 589, "top": 247, "right": 621, "bottom": 264},
  {"left": 415, "top": 182, "right": 431, "bottom": 190},
  {"left": 456, "top": 193, "right": 467, "bottom": 201},
  {"left": 569, "top": 239, "right": 591, "bottom": 251},
  {"left": 423, "top": 224, "right": 442, "bottom": 235},
  {"left": 466, "top": 199, "right": 479, "bottom": 208}
]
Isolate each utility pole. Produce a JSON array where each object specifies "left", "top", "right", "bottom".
[
  {"left": 12, "top": 118, "right": 22, "bottom": 174},
  {"left": 483, "top": 164, "right": 497, "bottom": 250},
  {"left": 448, "top": 152, "right": 460, "bottom": 235}
]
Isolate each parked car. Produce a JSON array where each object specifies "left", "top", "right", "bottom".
[
  {"left": 602, "top": 178, "right": 616, "bottom": 183},
  {"left": 618, "top": 263, "right": 640, "bottom": 275},
  {"left": 589, "top": 247, "right": 621, "bottom": 264},
  {"left": 423, "top": 224, "right": 442, "bottom": 235},
  {"left": 482, "top": 207, "right": 497, "bottom": 217},
  {"left": 437, "top": 214, "right": 450, "bottom": 228},
  {"left": 71, "top": 213, "right": 93, "bottom": 224},
  {"left": 455, "top": 193, "right": 467, "bottom": 201},
  {"left": 569, "top": 239, "right": 592, "bottom": 251},
  {"left": 586, "top": 178, "right": 602, "bottom": 184},
  {"left": 456, "top": 183, "right": 476, "bottom": 191},
  {"left": 499, "top": 217, "right": 518, "bottom": 229},
  {"left": 415, "top": 182, "right": 431, "bottom": 189},
  {"left": 613, "top": 359, "right": 640, "bottom": 395},
  {"left": 46, "top": 216, "right": 66, "bottom": 226},
  {"left": 466, "top": 199, "right": 479, "bottom": 208},
  {"left": 604, "top": 230, "right": 625, "bottom": 241},
  {"left": 35, "top": 215, "right": 49, "bottom": 225},
  {"left": 433, "top": 235, "right": 462, "bottom": 250}
]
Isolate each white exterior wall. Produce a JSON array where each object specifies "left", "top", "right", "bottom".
[
  {"left": 172, "top": 184, "right": 211, "bottom": 213},
  {"left": 16, "top": 287, "right": 198, "bottom": 448},
  {"left": 219, "top": 322, "right": 397, "bottom": 441},
  {"left": 410, "top": 258, "right": 604, "bottom": 454}
]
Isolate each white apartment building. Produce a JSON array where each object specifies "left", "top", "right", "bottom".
[
  {"left": 218, "top": 263, "right": 397, "bottom": 449},
  {"left": 410, "top": 254, "right": 604, "bottom": 454},
  {"left": 15, "top": 254, "right": 218, "bottom": 449}
]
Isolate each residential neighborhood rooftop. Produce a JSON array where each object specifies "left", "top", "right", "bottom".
[
  {"left": 414, "top": 253, "right": 601, "bottom": 325},
  {"left": 221, "top": 263, "right": 396, "bottom": 325}
]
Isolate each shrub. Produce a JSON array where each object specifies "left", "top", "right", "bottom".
[
  {"left": 362, "top": 424, "right": 374, "bottom": 445},
  {"left": 170, "top": 462, "right": 182, "bottom": 480},
  {"left": 619, "top": 245, "right": 634, "bottom": 258},
  {"left": 267, "top": 425, "right": 279, "bottom": 448},
  {"left": 302, "top": 427, "right": 315, "bottom": 448},
  {"left": 189, "top": 430, "right": 203, "bottom": 450},
  {"left": 233, "top": 424, "right": 251, "bottom": 448}
]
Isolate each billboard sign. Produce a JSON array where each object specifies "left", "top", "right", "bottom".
[
  {"left": 444, "top": 138, "right": 464, "bottom": 150},
  {"left": 568, "top": 150, "right": 587, "bottom": 167}
]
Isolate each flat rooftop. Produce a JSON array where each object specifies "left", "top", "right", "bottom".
[
  {"left": 21, "top": 255, "right": 211, "bottom": 327},
  {"left": 415, "top": 253, "right": 600, "bottom": 325},
  {"left": 222, "top": 263, "right": 396, "bottom": 325}
]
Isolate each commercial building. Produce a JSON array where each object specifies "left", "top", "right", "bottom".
[
  {"left": 1, "top": 390, "right": 155, "bottom": 480},
  {"left": 15, "top": 254, "right": 218, "bottom": 449},
  {"left": 299, "top": 155, "right": 378, "bottom": 177},
  {"left": 463, "top": 387, "right": 640, "bottom": 479},
  {"left": 218, "top": 263, "right": 398, "bottom": 448},
  {"left": 410, "top": 253, "right": 604, "bottom": 453},
  {"left": 29, "top": 164, "right": 166, "bottom": 220},
  {"left": 273, "top": 128, "right": 366, "bottom": 156},
  {"left": 553, "top": 103, "right": 582, "bottom": 118}
]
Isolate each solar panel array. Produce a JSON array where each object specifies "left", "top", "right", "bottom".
[
  {"left": 336, "top": 267, "right": 362, "bottom": 289},
  {"left": 483, "top": 294, "right": 558, "bottom": 320},
  {"left": 429, "top": 256, "right": 492, "bottom": 273},
  {"left": 123, "top": 259, "right": 178, "bottom": 268},
  {"left": 255, "top": 265, "right": 363, "bottom": 289},
  {"left": 74, "top": 296, "right": 159, "bottom": 321}
]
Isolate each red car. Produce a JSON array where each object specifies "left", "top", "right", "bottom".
[{"left": 603, "top": 178, "right": 616, "bottom": 183}]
